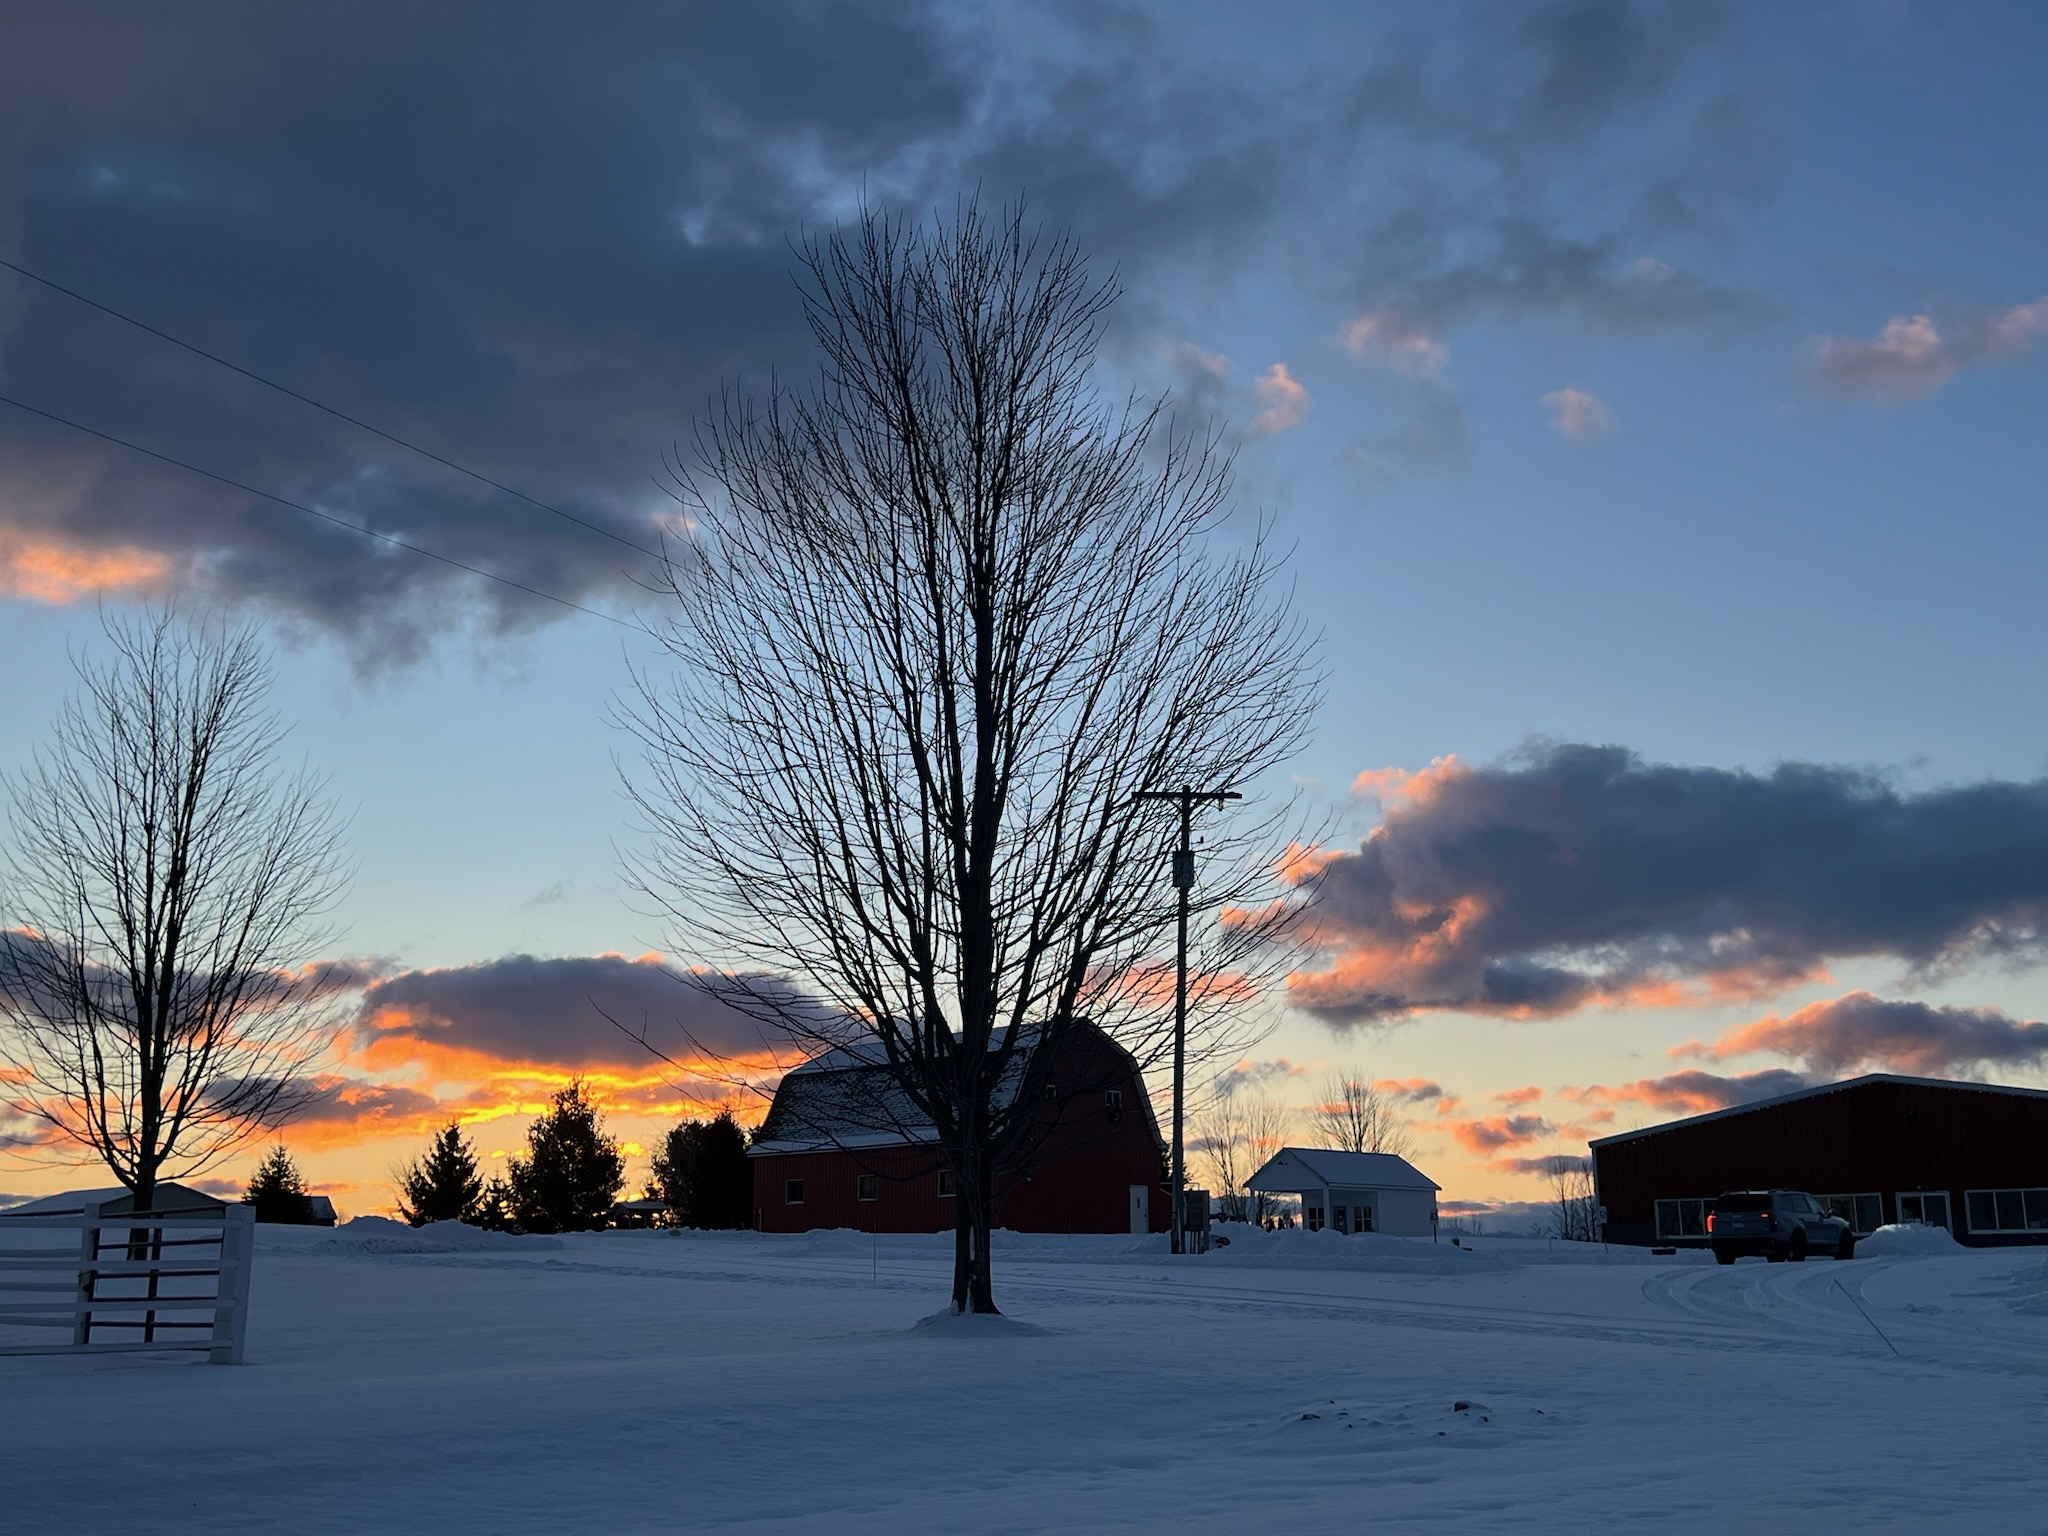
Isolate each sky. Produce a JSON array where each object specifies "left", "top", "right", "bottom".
[{"left": 5, "top": 0, "right": 2048, "bottom": 1222}]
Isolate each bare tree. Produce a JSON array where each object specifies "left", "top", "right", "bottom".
[
  {"left": 0, "top": 609, "right": 349, "bottom": 1211},
  {"left": 1313, "top": 1072, "right": 1414, "bottom": 1160},
  {"left": 1196, "top": 1096, "right": 1255, "bottom": 1222},
  {"left": 624, "top": 201, "right": 1318, "bottom": 1313},
  {"left": 1547, "top": 1155, "right": 1602, "bottom": 1242}
]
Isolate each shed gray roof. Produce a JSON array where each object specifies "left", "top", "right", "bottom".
[
  {"left": 0, "top": 1182, "right": 226, "bottom": 1217},
  {"left": 1246, "top": 1147, "right": 1439, "bottom": 1193}
]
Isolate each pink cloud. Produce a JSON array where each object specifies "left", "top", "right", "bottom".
[
  {"left": 1251, "top": 362, "right": 1310, "bottom": 434},
  {"left": 1540, "top": 387, "right": 1616, "bottom": 441},
  {"left": 1814, "top": 298, "right": 2048, "bottom": 403},
  {"left": 1337, "top": 312, "right": 1448, "bottom": 378}
]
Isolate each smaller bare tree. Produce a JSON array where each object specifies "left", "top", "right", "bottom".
[
  {"left": 1547, "top": 1155, "right": 1602, "bottom": 1242},
  {"left": 1313, "top": 1072, "right": 1414, "bottom": 1160},
  {"left": 1199, "top": 1089, "right": 1294, "bottom": 1223},
  {"left": 0, "top": 609, "right": 350, "bottom": 1211}
]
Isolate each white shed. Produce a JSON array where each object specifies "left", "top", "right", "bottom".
[{"left": 1246, "top": 1148, "right": 1440, "bottom": 1237}]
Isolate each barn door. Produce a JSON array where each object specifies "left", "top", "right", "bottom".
[{"left": 1129, "top": 1185, "right": 1148, "bottom": 1235}]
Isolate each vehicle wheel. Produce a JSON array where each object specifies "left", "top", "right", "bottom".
[
  {"left": 1836, "top": 1234, "right": 1856, "bottom": 1261},
  {"left": 1788, "top": 1234, "right": 1807, "bottom": 1263},
  {"left": 1715, "top": 1248, "right": 1738, "bottom": 1266}
]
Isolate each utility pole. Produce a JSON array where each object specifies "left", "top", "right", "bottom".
[{"left": 1135, "top": 783, "right": 1240, "bottom": 1255}]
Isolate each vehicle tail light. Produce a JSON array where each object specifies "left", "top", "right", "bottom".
[
  {"left": 1764, "top": 1214, "right": 1778, "bottom": 1229},
  {"left": 1705, "top": 1214, "right": 1715, "bottom": 1232}
]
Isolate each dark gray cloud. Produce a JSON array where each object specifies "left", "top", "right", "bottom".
[
  {"left": 356, "top": 951, "right": 796, "bottom": 1069},
  {"left": 1293, "top": 742, "right": 2048, "bottom": 1023},
  {"left": 0, "top": 2, "right": 1777, "bottom": 657},
  {"left": 1705, "top": 990, "right": 2048, "bottom": 1078}
]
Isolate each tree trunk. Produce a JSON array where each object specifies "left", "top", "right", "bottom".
[
  {"left": 951, "top": 1185, "right": 971, "bottom": 1314},
  {"left": 969, "top": 1160, "right": 998, "bottom": 1314}
]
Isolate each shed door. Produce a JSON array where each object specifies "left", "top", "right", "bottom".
[{"left": 1129, "top": 1185, "right": 1148, "bottom": 1235}]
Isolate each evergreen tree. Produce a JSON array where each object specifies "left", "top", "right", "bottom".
[
  {"left": 651, "top": 1111, "right": 752, "bottom": 1229},
  {"left": 505, "top": 1080, "right": 625, "bottom": 1233},
  {"left": 243, "top": 1143, "right": 313, "bottom": 1224},
  {"left": 395, "top": 1122, "right": 485, "bottom": 1227},
  {"left": 473, "top": 1174, "right": 518, "bottom": 1234}
]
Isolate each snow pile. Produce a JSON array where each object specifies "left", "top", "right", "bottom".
[
  {"left": 1998, "top": 1259, "right": 2048, "bottom": 1317},
  {"left": 909, "top": 1308, "right": 1053, "bottom": 1337},
  {"left": 315, "top": 1216, "right": 565, "bottom": 1254},
  {"left": 1194, "top": 1224, "right": 1509, "bottom": 1274},
  {"left": 1858, "top": 1222, "right": 1964, "bottom": 1257}
]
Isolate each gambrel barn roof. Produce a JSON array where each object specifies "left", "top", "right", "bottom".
[{"left": 749, "top": 1020, "right": 1162, "bottom": 1156}]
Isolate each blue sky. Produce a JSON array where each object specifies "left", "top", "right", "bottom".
[{"left": 4, "top": 1, "right": 2047, "bottom": 1210}]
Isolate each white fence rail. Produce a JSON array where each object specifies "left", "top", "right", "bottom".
[{"left": 0, "top": 1201, "right": 254, "bottom": 1363}]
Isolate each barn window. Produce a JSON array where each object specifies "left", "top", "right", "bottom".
[
  {"left": 1654, "top": 1198, "right": 1711, "bottom": 1239},
  {"left": 1895, "top": 1191, "right": 1950, "bottom": 1229},
  {"left": 1104, "top": 1089, "right": 1123, "bottom": 1124},
  {"left": 1965, "top": 1188, "right": 2048, "bottom": 1234},
  {"left": 857, "top": 1174, "right": 879, "bottom": 1202},
  {"left": 1818, "top": 1193, "right": 1883, "bottom": 1234},
  {"left": 784, "top": 1179, "right": 805, "bottom": 1205},
  {"left": 937, "top": 1170, "right": 957, "bottom": 1198}
]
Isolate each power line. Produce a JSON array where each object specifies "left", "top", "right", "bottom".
[
  {"left": 0, "top": 390, "right": 655, "bottom": 638},
  {"left": 0, "top": 254, "right": 663, "bottom": 561}
]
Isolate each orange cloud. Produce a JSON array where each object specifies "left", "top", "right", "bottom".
[
  {"left": 1350, "top": 755, "right": 1466, "bottom": 806},
  {"left": 0, "top": 533, "right": 172, "bottom": 604},
  {"left": 1695, "top": 989, "right": 2048, "bottom": 1078},
  {"left": 1448, "top": 1112, "right": 1553, "bottom": 1155}
]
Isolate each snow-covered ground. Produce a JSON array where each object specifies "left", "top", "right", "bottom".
[{"left": 4, "top": 1222, "right": 2045, "bottom": 1533}]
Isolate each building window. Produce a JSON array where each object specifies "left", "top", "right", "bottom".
[
  {"left": 1104, "top": 1089, "right": 1123, "bottom": 1124},
  {"left": 1965, "top": 1188, "right": 2048, "bottom": 1234},
  {"left": 1655, "top": 1197, "right": 1712, "bottom": 1239},
  {"left": 1304, "top": 1202, "right": 1325, "bottom": 1232},
  {"left": 1896, "top": 1191, "right": 1950, "bottom": 1229},
  {"left": 784, "top": 1179, "right": 805, "bottom": 1205},
  {"left": 857, "top": 1174, "right": 879, "bottom": 1202},
  {"left": 937, "top": 1170, "right": 957, "bottom": 1198},
  {"left": 1818, "top": 1193, "right": 1884, "bottom": 1235},
  {"left": 1354, "top": 1205, "right": 1374, "bottom": 1233}
]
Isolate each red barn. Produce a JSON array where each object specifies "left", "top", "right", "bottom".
[
  {"left": 748, "top": 1021, "right": 1170, "bottom": 1235},
  {"left": 1591, "top": 1073, "right": 2048, "bottom": 1248}
]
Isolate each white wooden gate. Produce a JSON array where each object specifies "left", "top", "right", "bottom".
[{"left": 0, "top": 1200, "right": 255, "bottom": 1363}]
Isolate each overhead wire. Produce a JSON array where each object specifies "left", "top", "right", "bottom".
[
  {"left": 0, "top": 390, "right": 657, "bottom": 638},
  {"left": 0, "top": 253, "right": 663, "bottom": 561}
]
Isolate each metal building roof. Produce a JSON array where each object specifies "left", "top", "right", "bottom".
[{"left": 1588, "top": 1072, "right": 2048, "bottom": 1150}]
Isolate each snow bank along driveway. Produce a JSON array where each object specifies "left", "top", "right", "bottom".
[{"left": 3, "top": 1224, "right": 2043, "bottom": 1533}]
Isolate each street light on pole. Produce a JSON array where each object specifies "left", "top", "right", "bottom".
[{"left": 1135, "top": 782, "right": 1240, "bottom": 1256}]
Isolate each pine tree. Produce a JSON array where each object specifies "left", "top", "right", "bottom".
[
  {"left": 473, "top": 1174, "right": 518, "bottom": 1234},
  {"left": 243, "top": 1143, "right": 313, "bottom": 1224},
  {"left": 651, "top": 1110, "right": 752, "bottom": 1229},
  {"left": 505, "top": 1080, "right": 626, "bottom": 1233},
  {"left": 395, "top": 1122, "right": 485, "bottom": 1227}
]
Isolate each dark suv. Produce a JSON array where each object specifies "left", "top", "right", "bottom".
[{"left": 1708, "top": 1190, "right": 1855, "bottom": 1264}]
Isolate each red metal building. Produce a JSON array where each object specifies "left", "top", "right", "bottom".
[
  {"left": 1591, "top": 1074, "right": 2048, "bottom": 1248},
  {"left": 748, "top": 1021, "right": 1170, "bottom": 1235}
]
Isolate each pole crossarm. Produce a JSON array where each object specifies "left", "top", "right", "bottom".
[{"left": 1133, "top": 784, "right": 1242, "bottom": 1254}]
